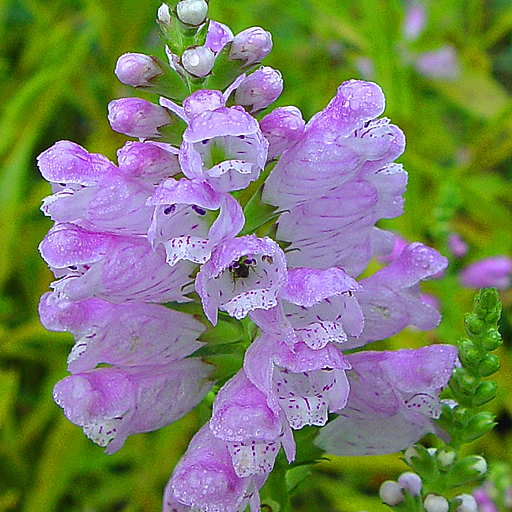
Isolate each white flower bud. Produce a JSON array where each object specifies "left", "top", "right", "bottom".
[
  {"left": 471, "top": 456, "right": 488, "bottom": 476},
  {"left": 397, "top": 472, "right": 422, "bottom": 496},
  {"left": 404, "top": 446, "right": 419, "bottom": 465},
  {"left": 437, "top": 448, "right": 456, "bottom": 468},
  {"left": 454, "top": 494, "right": 478, "bottom": 512},
  {"left": 379, "top": 481, "right": 404, "bottom": 506},
  {"left": 115, "top": 53, "right": 162, "bottom": 87},
  {"left": 158, "top": 3, "right": 171, "bottom": 25},
  {"left": 181, "top": 46, "right": 215, "bottom": 77},
  {"left": 176, "top": 0, "right": 208, "bottom": 26},
  {"left": 427, "top": 447, "right": 438, "bottom": 457},
  {"left": 424, "top": 494, "right": 449, "bottom": 512}
]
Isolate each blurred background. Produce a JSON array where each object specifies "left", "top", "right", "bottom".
[{"left": 1, "top": 0, "right": 512, "bottom": 510}]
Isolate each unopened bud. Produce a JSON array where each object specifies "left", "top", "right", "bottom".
[
  {"left": 176, "top": 0, "right": 208, "bottom": 26},
  {"left": 453, "top": 494, "right": 478, "bottom": 512},
  {"left": 234, "top": 66, "right": 283, "bottom": 112},
  {"left": 448, "top": 233, "right": 468, "bottom": 258},
  {"left": 463, "top": 412, "right": 495, "bottom": 442},
  {"left": 424, "top": 494, "right": 449, "bottom": 512},
  {"left": 181, "top": 46, "right": 215, "bottom": 77},
  {"left": 458, "top": 338, "right": 481, "bottom": 367},
  {"left": 229, "top": 27, "right": 273, "bottom": 65},
  {"left": 158, "top": 3, "right": 172, "bottom": 26},
  {"left": 183, "top": 89, "right": 225, "bottom": 118},
  {"left": 117, "top": 141, "right": 181, "bottom": 181},
  {"left": 482, "top": 328, "right": 502, "bottom": 351},
  {"left": 404, "top": 446, "right": 419, "bottom": 465},
  {"left": 403, "top": 445, "right": 438, "bottom": 480},
  {"left": 397, "top": 472, "right": 422, "bottom": 496},
  {"left": 437, "top": 448, "right": 457, "bottom": 469},
  {"left": 453, "top": 367, "right": 478, "bottom": 395},
  {"left": 447, "top": 456, "right": 488, "bottom": 486},
  {"left": 465, "top": 312, "right": 486, "bottom": 336},
  {"left": 108, "top": 98, "right": 172, "bottom": 138},
  {"left": 379, "top": 481, "right": 403, "bottom": 506},
  {"left": 479, "top": 353, "right": 500, "bottom": 377},
  {"left": 260, "top": 106, "right": 305, "bottom": 160},
  {"left": 115, "top": 53, "right": 163, "bottom": 87},
  {"left": 472, "top": 381, "right": 497, "bottom": 407}
]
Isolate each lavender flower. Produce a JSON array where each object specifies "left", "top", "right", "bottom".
[
  {"left": 459, "top": 256, "right": 512, "bottom": 290},
  {"left": 195, "top": 235, "right": 287, "bottom": 324},
  {"left": 108, "top": 98, "right": 173, "bottom": 138},
  {"left": 234, "top": 66, "right": 283, "bottom": 113},
  {"left": 115, "top": 53, "right": 163, "bottom": 87},
  {"left": 54, "top": 358, "right": 213, "bottom": 454},
  {"left": 315, "top": 345, "right": 458, "bottom": 455},
  {"left": 116, "top": 141, "right": 182, "bottom": 182},
  {"left": 166, "top": 423, "right": 265, "bottom": 512},
  {"left": 179, "top": 106, "right": 268, "bottom": 192},
  {"left": 36, "top": 4, "right": 460, "bottom": 511}
]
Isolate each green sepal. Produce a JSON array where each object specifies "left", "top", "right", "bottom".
[
  {"left": 481, "top": 327, "right": 503, "bottom": 351},
  {"left": 135, "top": 56, "right": 190, "bottom": 101},
  {"left": 445, "top": 455, "right": 487, "bottom": 487},
  {"left": 472, "top": 381, "right": 498, "bottom": 407},
  {"left": 478, "top": 353, "right": 500, "bottom": 377},
  {"left": 464, "top": 312, "right": 486, "bottom": 337},
  {"left": 474, "top": 288, "right": 501, "bottom": 320},
  {"left": 451, "top": 367, "right": 478, "bottom": 396},
  {"left": 207, "top": 43, "right": 255, "bottom": 91},
  {"left": 156, "top": 109, "right": 188, "bottom": 145},
  {"left": 462, "top": 412, "right": 496, "bottom": 443},
  {"left": 457, "top": 338, "right": 483, "bottom": 368},
  {"left": 404, "top": 444, "right": 439, "bottom": 481}
]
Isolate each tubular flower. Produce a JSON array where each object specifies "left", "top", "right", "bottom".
[{"left": 36, "top": 4, "right": 458, "bottom": 511}]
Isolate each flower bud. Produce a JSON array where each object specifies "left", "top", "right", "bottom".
[
  {"left": 397, "top": 472, "right": 422, "bottom": 496},
  {"left": 176, "top": 0, "right": 208, "bottom": 26},
  {"left": 402, "top": 2, "right": 426, "bottom": 42},
  {"left": 482, "top": 328, "right": 502, "bottom": 351},
  {"left": 458, "top": 338, "right": 482, "bottom": 367},
  {"left": 424, "top": 494, "right": 449, "bottom": 512},
  {"left": 181, "top": 46, "right": 215, "bottom": 77},
  {"left": 414, "top": 45, "right": 460, "bottom": 80},
  {"left": 437, "top": 448, "right": 457, "bottom": 469},
  {"left": 229, "top": 27, "right": 273, "bottom": 65},
  {"left": 260, "top": 106, "right": 305, "bottom": 160},
  {"left": 447, "top": 456, "right": 488, "bottom": 486},
  {"left": 472, "top": 381, "right": 497, "bottom": 407},
  {"left": 448, "top": 233, "right": 468, "bottom": 258},
  {"left": 463, "top": 412, "right": 495, "bottom": 442},
  {"left": 479, "top": 353, "right": 500, "bottom": 377},
  {"left": 403, "top": 445, "right": 438, "bottom": 480},
  {"left": 459, "top": 256, "right": 512, "bottom": 290},
  {"left": 379, "top": 481, "right": 403, "bottom": 506},
  {"left": 205, "top": 20, "right": 233, "bottom": 53},
  {"left": 465, "top": 312, "right": 486, "bottom": 336},
  {"left": 158, "top": 3, "right": 172, "bottom": 26},
  {"left": 115, "top": 53, "right": 163, "bottom": 87},
  {"left": 182, "top": 91, "right": 223, "bottom": 121},
  {"left": 108, "top": 98, "right": 172, "bottom": 138},
  {"left": 475, "top": 288, "right": 501, "bottom": 319},
  {"left": 454, "top": 494, "right": 478, "bottom": 512},
  {"left": 117, "top": 141, "right": 181, "bottom": 181},
  {"left": 234, "top": 66, "right": 283, "bottom": 113},
  {"left": 452, "top": 367, "right": 478, "bottom": 395}
]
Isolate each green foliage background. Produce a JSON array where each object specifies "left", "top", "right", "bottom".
[{"left": 1, "top": 0, "right": 512, "bottom": 510}]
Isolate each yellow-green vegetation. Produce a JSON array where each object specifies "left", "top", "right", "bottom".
[{"left": 1, "top": 0, "right": 512, "bottom": 511}]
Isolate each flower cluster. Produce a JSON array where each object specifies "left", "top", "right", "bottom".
[{"left": 38, "top": 2, "right": 458, "bottom": 511}]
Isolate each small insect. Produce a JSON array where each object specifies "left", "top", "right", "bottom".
[{"left": 228, "top": 255, "right": 260, "bottom": 290}]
